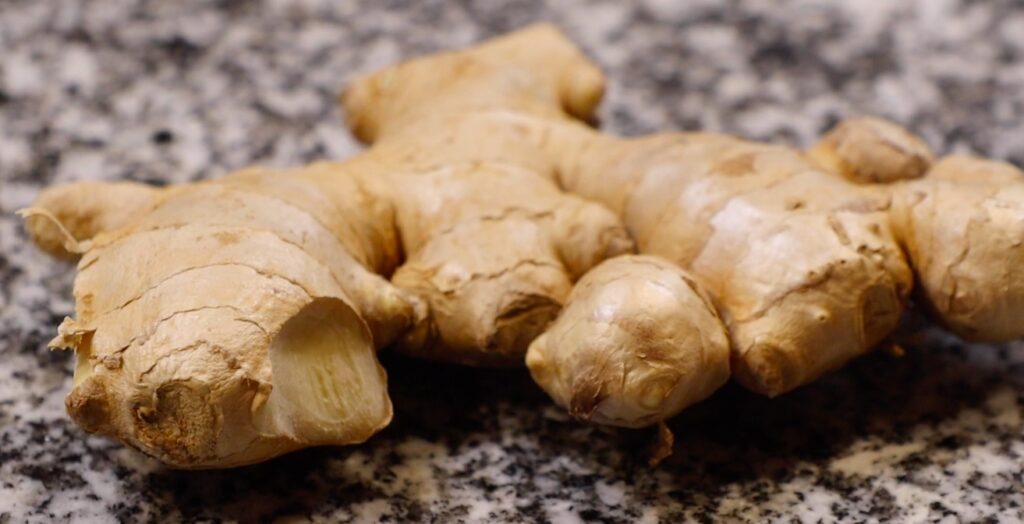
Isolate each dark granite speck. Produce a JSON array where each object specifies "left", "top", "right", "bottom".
[{"left": 2, "top": 0, "right": 1024, "bottom": 522}]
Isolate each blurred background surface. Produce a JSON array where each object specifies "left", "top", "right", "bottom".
[{"left": 1, "top": 1, "right": 1022, "bottom": 521}]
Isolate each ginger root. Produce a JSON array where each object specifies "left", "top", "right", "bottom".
[{"left": 24, "top": 25, "right": 1024, "bottom": 467}]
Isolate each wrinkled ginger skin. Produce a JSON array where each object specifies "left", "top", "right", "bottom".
[
  {"left": 892, "top": 155, "right": 1024, "bottom": 341},
  {"left": 527, "top": 256, "right": 730, "bottom": 428}
]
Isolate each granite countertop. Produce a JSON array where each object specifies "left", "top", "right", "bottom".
[{"left": 2, "top": 0, "right": 1023, "bottom": 522}]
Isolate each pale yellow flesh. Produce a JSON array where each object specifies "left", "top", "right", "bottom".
[{"left": 255, "top": 298, "right": 389, "bottom": 447}]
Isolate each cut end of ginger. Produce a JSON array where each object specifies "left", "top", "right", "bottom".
[{"left": 255, "top": 297, "right": 392, "bottom": 447}]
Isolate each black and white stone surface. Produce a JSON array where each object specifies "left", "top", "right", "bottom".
[{"left": 2, "top": 0, "right": 1024, "bottom": 522}]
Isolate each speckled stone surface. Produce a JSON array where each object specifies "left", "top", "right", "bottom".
[{"left": 2, "top": 0, "right": 1024, "bottom": 522}]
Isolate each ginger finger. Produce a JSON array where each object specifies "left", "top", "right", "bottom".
[
  {"left": 806, "top": 116, "right": 934, "bottom": 184},
  {"left": 893, "top": 156, "right": 1024, "bottom": 341},
  {"left": 21, "top": 181, "right": 165, "bottom": 258},
  {"left": 527, "top": 256, "right": 729, "bottom": 428}
]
